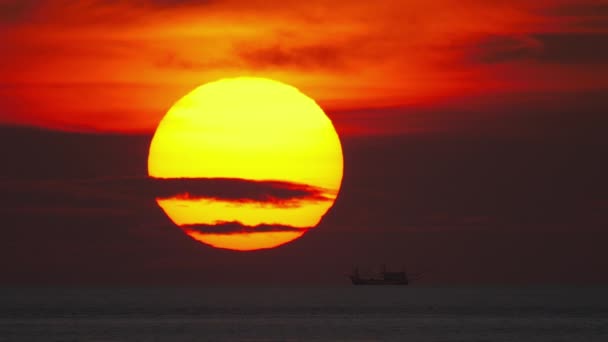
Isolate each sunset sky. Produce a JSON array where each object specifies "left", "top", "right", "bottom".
[
  {"left": 2, "top": 0, "right": 607, "bottom": 134},
  {"left": 1, "top": 0, "right": 607, "bottom": 285}
]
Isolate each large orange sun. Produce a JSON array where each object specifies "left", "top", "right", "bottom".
[{"left": 148, "top": 77, "right": 343, "bottom": 251}]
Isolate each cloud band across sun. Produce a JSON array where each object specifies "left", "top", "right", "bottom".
[{"left": 153, "top": 178, "right": 337, "bottom": 228}]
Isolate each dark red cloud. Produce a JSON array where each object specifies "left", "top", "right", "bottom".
[
  {"left": 181, "top": 221, "right": 307, "bottom": 233},
  {"left": 150, "top": 178, "right": 333, "bottom": 204},
  {"left": 540, "top": 2, "right": 608, "bottom": 18},
  {"left": 534, "top": 1, "right": 608, "bottom": 30},
  {"left": 463, "top": 34, "right": 543, "bottom": 64},
  {"left": 156, "top": 43, "right": 350, "bottom": 71},
  {"left": 0, "top": 0, "right": 216, "bottom": 26},
  {"left": 1, "top": 111, "right": 607, "bottom": 231},
  {"left": 1, "top": 124, "right": 608, "bottom": 285},
  {"left": 237, "top": 44, "right": 347, "bottom": 70},
  {"left": 461, "top": 33, "right": 608, "bottom": 65},
  {"left": 0, "top": 176, "right": 333, "bottom": 217},
  {"left": 533, "top": 33, "right": 608, "bottom": 64}
]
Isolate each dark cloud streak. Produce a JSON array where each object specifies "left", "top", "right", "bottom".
[
  {"left": 237, "top": 44, "right": 347, "bottom": 70},
  {"left": 0, "top": 0, "right": 37, "bottom": 24},
  {"left": 98, "top": 176, "right": 333, "bottom": 204},
  {"left": 465, "top": 34, "right": 542, "bottom": 64},
  {"left": 460, "top": 33, "right": 608, "bottom": 65},
  {"left": 534, "top": 33, "right": 608, "bottom": 64},
  {"left": 156, "top": 43, "right": 349, "bottom": 72},
  {"left": 541, "top": 2, "right": 608, "bottom": 17},
  {"left": 181, "top": 221, "right": 307, "bottom": 234},
  {"left": 149, "top": 177, "right": 334, "bottom": 204}
]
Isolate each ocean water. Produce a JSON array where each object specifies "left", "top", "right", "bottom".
[{"left": 1, "top": 287, "right": 607, "bottom": 341}]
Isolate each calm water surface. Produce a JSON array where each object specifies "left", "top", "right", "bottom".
[{"left": 1, "top": 287, "right": 607, "bottom": 341}]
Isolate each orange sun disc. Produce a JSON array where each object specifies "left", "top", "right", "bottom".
[{"left": 148, "top": 77, "right": 344, "bottom": 251}]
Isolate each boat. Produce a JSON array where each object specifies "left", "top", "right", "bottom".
[{"left": 349, "top": 265, "right": 410, "bottom": 285}]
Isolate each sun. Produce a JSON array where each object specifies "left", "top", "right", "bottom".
[{"left": 148, "top": 77, "right": 343, "bottom": 251}]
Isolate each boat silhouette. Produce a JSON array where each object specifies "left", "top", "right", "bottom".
[{"left": 349, "top": 265, "right": 419, "bottom": 285}]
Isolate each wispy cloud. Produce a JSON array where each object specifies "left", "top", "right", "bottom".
[
  {"left": 237, "top": 43, "right": 347, "bottom": 71},
  {"left": 0, "top": 176, "right": 334, "bottom": 217},
  {"left": 181, "top": 221, "right": 306, "bottom": 234},
  {"left": 454, "top": 33, "right": 608, "bottom": 65},
  {"left": 460, "top": 34, "right": 543, "bottom": 64},
  {"left": 151, "top": 177, "right": 335, "bottom": 205}
]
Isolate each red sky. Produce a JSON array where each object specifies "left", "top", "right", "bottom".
[
  {"left": 1, "top": 1, "right": 608, "bottom": 284},
  {"left": 2, "top": 0, "right": 608, "bottom": 134}
]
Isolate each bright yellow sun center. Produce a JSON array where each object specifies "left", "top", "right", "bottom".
[{"left": 148, "top": 77, "right": 343, "bottom": 251}]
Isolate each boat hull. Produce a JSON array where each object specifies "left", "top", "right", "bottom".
[{"left": 350, "top": 276, "right": 408, "bottom": 285}]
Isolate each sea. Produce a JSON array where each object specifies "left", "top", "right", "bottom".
[{"left": 1, "top": 287, "right": 607, "bottom": 341}]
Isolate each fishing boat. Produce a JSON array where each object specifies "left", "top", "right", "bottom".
[{"left": 349, "top": 265, "right": 409, "bottom": 285}]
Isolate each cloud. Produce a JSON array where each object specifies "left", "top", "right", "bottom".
[
  {"left": 463, "top": 34, "right": 543, "bottom": 64},
  {"left": 455, "top": 32, "right": 608, "bottom": 65},
  {"left": 156, "top": 42, "right": 350, "bottom": 71},
  {"left": 532, "top": 1, "right": 608, "bottom": 30},
  {"left": 0, "top": 176, "right": 334, "bottom": 218},
  {"left": 533, "top": 33, "right": 608, "bottom": 64},
  {"left": 237, "top": 44, "right": 347, "bottom": 70},
  {"left": 1, "top": 126, "right": 607, "bottom": 232},
  {"left": 540, "top": 2, "right": 608, "bottom": 18},
  {"left": 2, "top": 206, "right": 130, "bottom": 217},
  {"left": 155, "top": 52, "right": 217, "bottom": 70},
  {"left": 144, "top": 0, "right": 215, "bottom": 7},
  {"left": 181, "top": 221, "right": 306, "bottom": 234},
  {"left": 2, "top": 0, "right": 608, "bottom": 135},
  {"left": 0, "top": 0, "right": 37, "bottom": 24},
  {"left": 0, "top": 0, "right": 216, "bottom": 26},
  {"left": 126, "top": 177, "right": 334, "bottom": 204}
]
